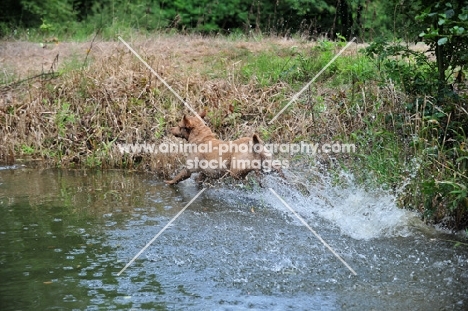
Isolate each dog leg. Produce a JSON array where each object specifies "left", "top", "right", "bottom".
[
  {"left": 254, "top": 170, "right": 264, "bottom": 187},
  {"left": 195, "top": 172, "right": 207, "bottom": 184},
  {"left": 165, "top": 169, "right": 192, "bottom": 185},
  {"left": 273, "top": 165, "right": 286, "bottom": 179}
]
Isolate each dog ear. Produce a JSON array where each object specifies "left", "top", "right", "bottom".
[
  {"left": 252, "top": 133, "right": 261, "bottom": 145},
  {"left": 198, "top": 110, "right": 206, "bottom": 119},
  {"left": 183, "top": 115, "right": 192, "bottom": 128}
]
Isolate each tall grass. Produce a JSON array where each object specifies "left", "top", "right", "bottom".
[{"left": 0, "top": 34, "right": 467, "bottom": 230}]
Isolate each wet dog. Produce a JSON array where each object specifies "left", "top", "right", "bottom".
[{"left": 165, "top": 110, "right": 283, "bottom": 185}]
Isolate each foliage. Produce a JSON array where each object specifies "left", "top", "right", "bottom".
[
  {"left": 364, "top": 39, "right": 439, "bottom": 94},
  {"left": 416, "top": 1, "right": 468, "bottom": 96},
  {"left": 0, "top": 0, "right": 401, "bottom": 39},
  {"left": 360, "top": 1, "right": 468, "bottom": 229}
]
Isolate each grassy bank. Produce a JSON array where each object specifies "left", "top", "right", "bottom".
[{"left": 1, "top": 34, "right": 467, "bottom": 230}]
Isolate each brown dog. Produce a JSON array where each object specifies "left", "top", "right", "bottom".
[{"left": 165, "top": 111, "right": 283, "bottom": 185}]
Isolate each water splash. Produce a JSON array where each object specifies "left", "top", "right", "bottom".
[
  {"left": 259, "top": 168, "right": 421, "bottom": 240},
  {"left": 208, "top": 167, "right": 421, "bottom": 241}
]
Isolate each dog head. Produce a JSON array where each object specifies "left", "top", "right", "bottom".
[{"left": 169, "top": 110, "right": 207, "bottom": 141}]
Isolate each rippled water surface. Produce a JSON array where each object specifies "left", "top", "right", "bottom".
[{"left": 0, "top": 167, "right": 467, "bottom": 310}]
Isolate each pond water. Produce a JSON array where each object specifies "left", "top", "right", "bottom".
[{"left": 0, "top": 166, "right": 467, "bottom": 310}]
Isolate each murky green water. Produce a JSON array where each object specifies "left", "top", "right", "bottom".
[{"left": 0, "top": 167, "right": 467, "bottom": 310}]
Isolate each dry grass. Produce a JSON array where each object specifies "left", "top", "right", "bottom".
[{"left": 0, "top": 34, "right": 404, "bottom": 177}]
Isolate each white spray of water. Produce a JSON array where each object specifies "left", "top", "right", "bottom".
[
  {"left": 258, "top": 168, "right": 421, "bottom": 240},
  {"left": 204, "top": 165, "right": 422, "bottom": 241}
]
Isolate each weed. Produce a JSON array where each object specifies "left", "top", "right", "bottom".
[
  {"left": 1, "top": 34, "right": 467, "bottom": 229},
  {"left": 20, "top": 145, "right": 35, "bottom": 155},
  {"left": 55, "top": 102, "right": 76, "bottom": 138}
]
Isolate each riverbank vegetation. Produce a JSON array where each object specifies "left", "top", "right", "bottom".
[{"left": 1, "top": 0, "right": 467, "bottom": 230}]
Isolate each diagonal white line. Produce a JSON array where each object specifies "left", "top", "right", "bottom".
[
  {"left": 118, "top": 36, "right": 205, "bottom": 124},
  {"left": 269, "top": 188, "right": 357, "bottom": 276},
  {"left": 268, "top": 37, "right": 356, "bottom": 124},
  {"left": 117, "top": 188, "right": 206, "bottom": 276}
]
